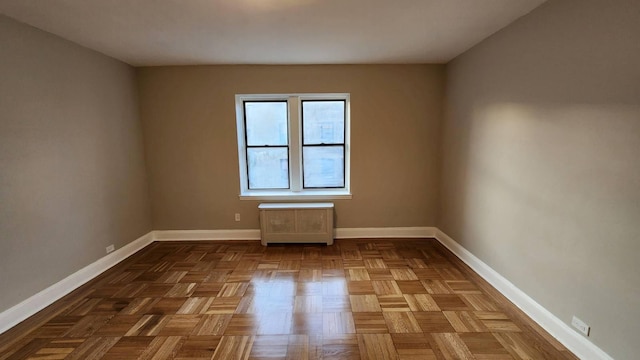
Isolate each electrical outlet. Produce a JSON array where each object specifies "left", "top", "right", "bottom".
[
  {"left": 571, "top": 316, "right": 590, "bottom": 336},
  {"left": 235, "top": 213, "right": 241, "bottom": 222},
  {"left": 106, "top": 244, "right": 115, "bottom": 254}
]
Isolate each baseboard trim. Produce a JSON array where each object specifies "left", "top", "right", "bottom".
[
  {"left": 153, "top": 229, "right": 261, "bottom": 241},
  {"left": 152, "top": 227, "right": 437, "bottom": 242},
  {"left": 0, "top": 231, "right": 154, "bottom": 336},
  {"left": 434, "top": 229, "right": 612, "bottom": 360},
  {"left": 335, "top": 227, "right": 437, "bottom": 239}
]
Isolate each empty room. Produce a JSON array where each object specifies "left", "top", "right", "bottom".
[{"left": 0, "top": 0, "right": 638, "bottom": 359}]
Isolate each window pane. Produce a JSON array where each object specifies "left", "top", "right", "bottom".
[
  {"left": 303, "top": 146, "right": 344, "bottom": 188},
  {"left": 245, "top": 101, "right": 288, "bottom": 146},
  {"left": 302, "top": 101, "right": 344, "bottom": 144},
  {"left": 248, "top": 147, "right": 289, "bottom": 189}
]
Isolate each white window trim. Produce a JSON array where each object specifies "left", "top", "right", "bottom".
[{"left": 235, "top": 93, "right": 351, "bottom": 200}]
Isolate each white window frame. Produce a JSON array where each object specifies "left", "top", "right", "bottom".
[{"left": 235, "top": 93, "right": 351, "bottom": 200}]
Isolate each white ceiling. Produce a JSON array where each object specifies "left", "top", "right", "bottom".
[{"left": 0, "top": 0, "right": 546, "bottom": 66}]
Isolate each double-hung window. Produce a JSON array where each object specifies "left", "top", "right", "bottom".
[{"left": 235, "top": 93, "right": 350, "bottom": 199}]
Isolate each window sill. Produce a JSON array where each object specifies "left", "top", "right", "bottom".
[{"left": 239, "top": 190, "right": 352, "bottom": 201}]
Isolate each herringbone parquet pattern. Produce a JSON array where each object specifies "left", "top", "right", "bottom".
[{"left": 0, "top": 239, "right": 577, "bottom": 359}]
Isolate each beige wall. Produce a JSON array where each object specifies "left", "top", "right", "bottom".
[
  {"left": 0, "top": 16, "right": 152, "bottom": 312},
  {"left": 440, "top": 0, "right": 640, "bottom": 358},
  {"left": 138, "top": 65, "right": 444, "bottom": 230}
]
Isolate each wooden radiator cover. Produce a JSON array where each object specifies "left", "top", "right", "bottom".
[{"left": 258, "top": 203, "right": 334, "bottom": 246}]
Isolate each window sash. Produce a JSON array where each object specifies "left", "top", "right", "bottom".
[
  {"left": 243, "top": 100, "right": 290, "bottom": 190},
  {"left": 301, "top": 99, "right": 346, "bottom": 146},
  {"left": 246, "top": 146, "right": 290, "bottom": 190},
  {"left": 302, "top": 144, "right": 345, "bottom": 189},
  {"left": 300, "top": 99, "right": 346, "bottom": 189}
]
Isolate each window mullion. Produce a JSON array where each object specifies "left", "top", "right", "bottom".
[{"left": 288, "top": 96, "right": 302, "bottom": 192}]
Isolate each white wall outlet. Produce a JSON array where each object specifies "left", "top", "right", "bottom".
[
  {"left": 235, "top": 213, "right": 241, "bottom": 222},
  {"left": 106, "top": 244, "right": 115, "bottom": 254},
  {"left": 571, "top": 315, "right": 590, "bottom": 336}
]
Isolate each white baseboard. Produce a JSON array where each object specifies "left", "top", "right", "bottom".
[
  {"left": 153, "top": 229, "right": 261, "bottom": 241},
  {"left": 434, "top": 229, "right": 612, "bottom": 360},
  {"left": 335, "top": 226, "right": 437, "bottom": 239},
  {"left": 0, "top": 231, "right": 154, "bottom": 336},
  {"left": 152, "top": 227, "right": 437, "bottom": 242}
]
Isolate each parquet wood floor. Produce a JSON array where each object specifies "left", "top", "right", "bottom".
[{"left": 0, "top": 239, "right": 578, "bottom": 359}]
